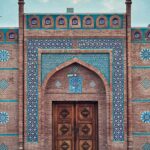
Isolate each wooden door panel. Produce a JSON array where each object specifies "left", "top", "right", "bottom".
[
  {"left": 78, "top": 105, "right": 93, "bottom": 121},
  {"left": 53, "top": 103, "right": 75, "bottom": 150},
  {"left": 76, "top": 103, "right": 97, "bottom": 150},
  {"left": 79, "top": 123, "right": 93, "bottom": 137},
  {"left": 58, "top": 123, "right": 72, "bottom": 137},
  {"left": 58, "top": 140, "right": 72, "bottom": 150},
  {"left": 79, "top": 140, "right": 93, "bottom": 150},
  {"left": 53, "top": 102, "right": 97, "bottom": 150}
]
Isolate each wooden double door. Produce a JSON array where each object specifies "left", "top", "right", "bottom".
[{"left": 53, "top": 102, "right": 98, "bottom": 150}]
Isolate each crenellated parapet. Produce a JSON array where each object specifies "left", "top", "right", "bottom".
[
  {"left": 131, "top": 28, "right": 150, "bottom": 43},
  {"left": 0, "top": 28, "right": 18, "bottom": 44},
  {"left": 25, "top": 14, "right": 125, "bottom": 30}
]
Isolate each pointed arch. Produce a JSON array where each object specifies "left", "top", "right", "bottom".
[
  {"left": 42, "top": 58, "right": 109, "bottom": 95},
  {"left": 40, "top": 58, "right": 111, "bottom": 149}
]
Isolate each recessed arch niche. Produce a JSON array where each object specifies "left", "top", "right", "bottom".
[{"left": 41, "top": 60, "right": 110, "bottom": 150}]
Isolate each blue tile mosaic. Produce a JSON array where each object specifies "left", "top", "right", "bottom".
[
  {"left": 142, "top": 143, "right": 150, "bottom": 150},
  {"left": 132, "top": 99, "right": 150, "bottom": 103},
  {"left": 133, "top": 132, "right": 150, "bottom": 136},
  {"left": 27, "top": 38, "right": 124, "bottom": 142},
  {"left": 77, "top": 38, "right": 125, "bottom": 141},
  {"left": 0, "top": 80, "right": 9, "bottom": 90},
  {"left": 140, "top": 49, "right": 150, "bottom": 61},
  {"left": 27, "top": 39, "right": 72, "bottom": 142},
  {"left": 0, "top": 99, "right": 18, "bottom": 103},
  {"left": 68, "top": 75, "right": 82, "bottom": 93},
  {"left": 140, "top": 78, "right": 150, "bottom": 89},
  {"left": 141, "top": 111, "right": 150, "bottom": 123},
  {"left": 41, "top": 53, "right": 110, "bottom": 83},
  {"left": 0, "top": 50, "right": 10, "bottom": 62},
  {"left": 132, "top": 66, "right": 150, "bottom": 69},
  {"left": 0, "top": 134, "right": 18, "bottom": 137},
  {"left": 0, "top": 143, "right": 8, "bottom": 150},
  {"left": 0, "top": 112, "right": 9, "bottom": 125},
  {"left": 0, "top": 68, "right": 18, "bottom": 70}
]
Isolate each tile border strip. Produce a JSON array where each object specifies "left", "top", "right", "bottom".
[
  {"left": 133, "top": 132, "right": 150, "bottom": 136},
  {"left": 132, "top": 99, "right": 150, "bottom": 103},
  {"left": 0, "top": 134, "right": 19, "bottom": 137},
  {"left": 0, "top": 100, "right": 18, "bottom": 102},
  {"left": 0, "top": 68, "right": 18, "bottom": 70},
  {"left": 131, "top": 66, "right": 150, "bottom": 69}
]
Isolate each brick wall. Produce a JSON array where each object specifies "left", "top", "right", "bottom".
[
  {"left": 0, "top": 43, "right": 19, "bottom": 150},
  {"left": 131, "top": 41, "right": 150, "bottom": 149}
]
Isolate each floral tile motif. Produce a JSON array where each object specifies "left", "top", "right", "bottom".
[
  {"left": 141, "top": 111, "right": 150, "bottom": 123},
  {"left": 0, "top": 50, "right": 10, "bottom": 62},
  {"left": 0, "top": 112, "right": 9, "bottom": 124},
  {"left": 140, "top": 49, "right": 150, "bottom": 61}
]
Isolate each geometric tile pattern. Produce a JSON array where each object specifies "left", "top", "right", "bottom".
[
  {"left": 0, "top": 143, "right": 8, "bottom": 150},
  {"left": 78, "top": 38, "right": 124, "bottom": 141},
  {"left": 0, "top": 50, "right": 10, "bottom": 62},
  {"left": 27, "top": 39, "right": 73, "bottom": 142},
  {"left": 141, "top": 111, "right": 150, "bottom": 123},
  {"left": 68, "top": 75, "right": 82, "bottom": 93},
  {"left": 27, "top": 38, "right": 124, "bottom": 142},
  {"left": 0, "top": 80, "right": 9, "bottom": 90},
  {"left": 0, "top": 112, "right": 9, "bottom": 124},
  {"left": 140, "top": 49, "right": 150, "bottom": 61},
  {"left": 42, "top": 53, "right": 110, "bottom": 83},
  {"left": 141, "top": 78, "right": 150, "bottom": 89},
  {"left": 142, "top": 143, "right": 150, "bottom": 150},
  {"left": 72, "top": 65, "right": 79, "bottom": 73}
]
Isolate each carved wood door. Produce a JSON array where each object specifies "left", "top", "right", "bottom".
[{"left": 53, "top": 102, "right": 98, "bottom": 150}]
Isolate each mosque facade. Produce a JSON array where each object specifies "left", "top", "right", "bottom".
[{"left": 0, "top": 0, "right": 150, "bottom": 149}]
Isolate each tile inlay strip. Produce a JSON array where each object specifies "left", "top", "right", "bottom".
[
  {"left": 0, "top": 100, "right": 18, "bottom": 102},
  {"left": 0, "top": 68, "right": 18, "bottom": 70},
  {"left": 0, "top": 134, "right": 19, "bottom": 137},
  {"left": 132, "top": 99, "right": 150, "bottom": 103},
  {"left": 131, "top": 66, "right": 150, "bottom": 69},
  {"left": 133, "top": 132, "right": 150, "bottom": 136}
]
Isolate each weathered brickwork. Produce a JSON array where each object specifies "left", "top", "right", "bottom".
[
  {"left": 0, "top": 0, "right": 150, "bottom": 149},
  {"left": 0, "top": 43, "right": 18, "bottom": 149},
  {"left": 131, "top": 41, "right": 150, "bottom": 150}
]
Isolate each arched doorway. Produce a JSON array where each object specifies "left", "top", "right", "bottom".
[{"left": 41, "top": 60, "right": 109, "bottom": 150}]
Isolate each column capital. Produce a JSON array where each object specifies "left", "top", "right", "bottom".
[
  {"left": 18, "top": 0, "right": 25, "bottom": 5},
  {"left": 126, "top": 0, "right": 132, "bottom": 5}
]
